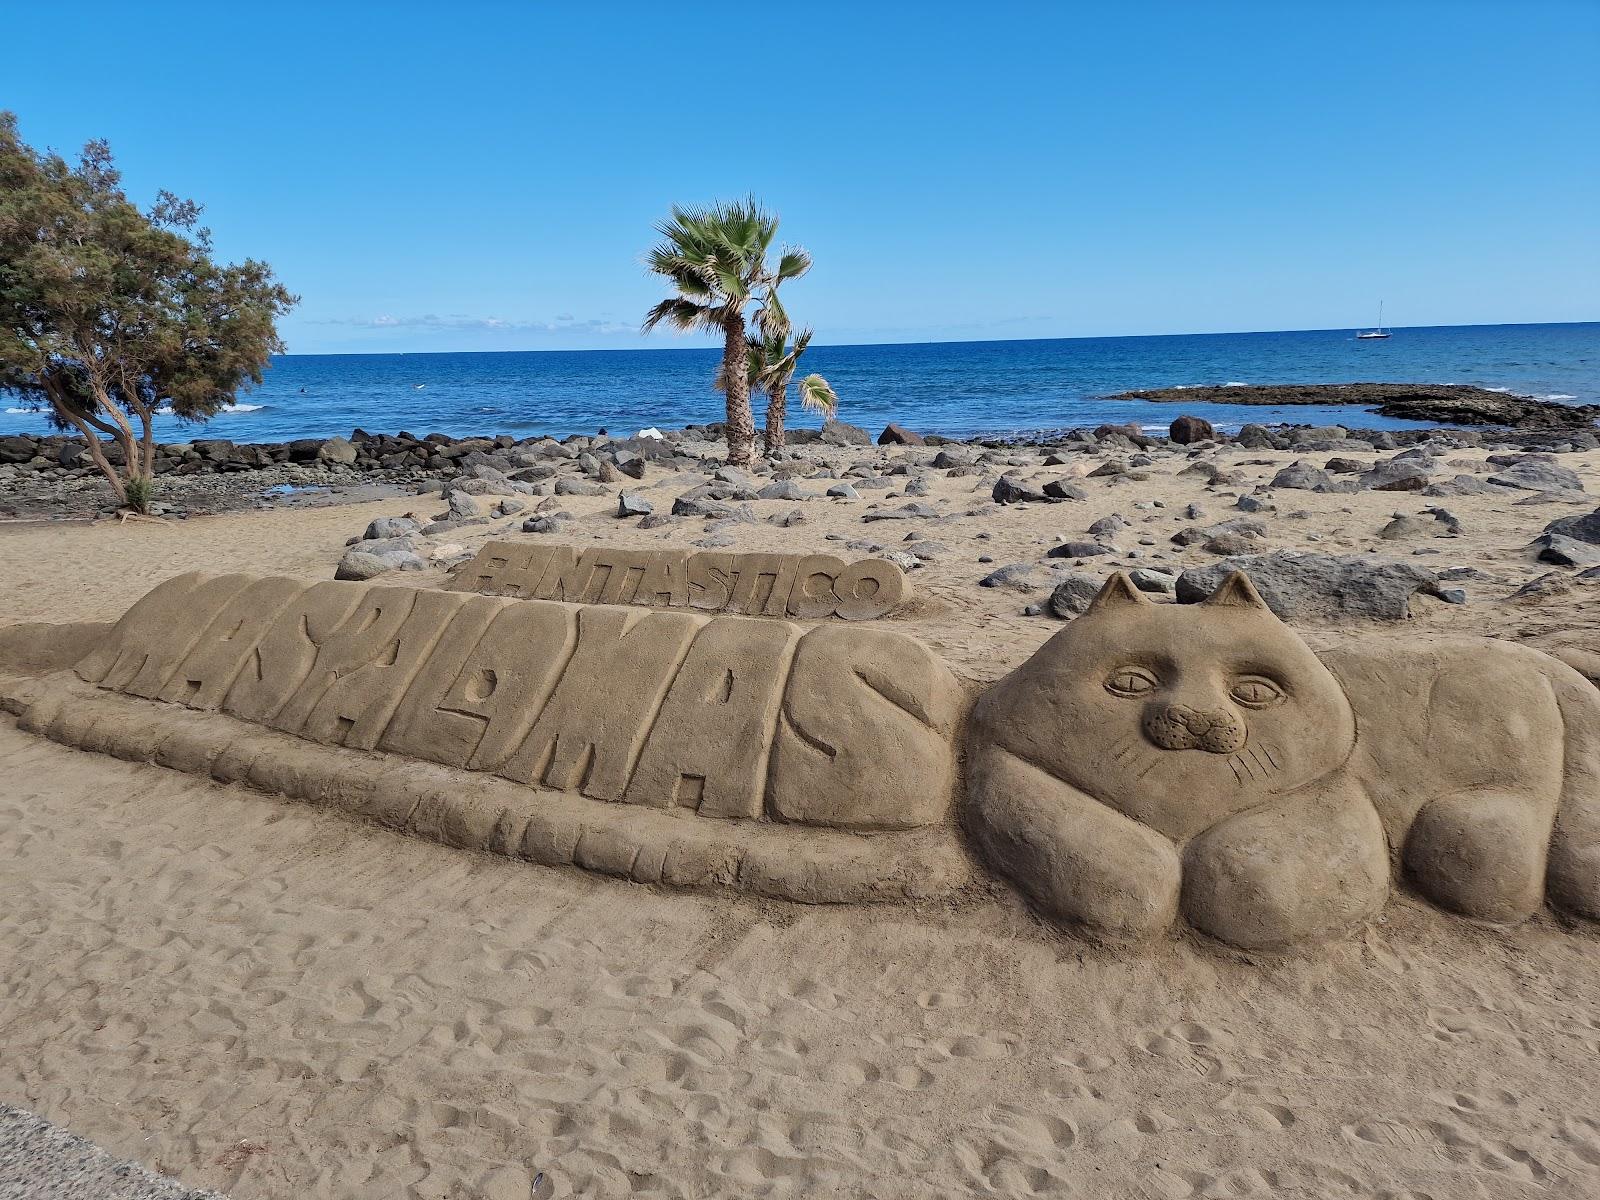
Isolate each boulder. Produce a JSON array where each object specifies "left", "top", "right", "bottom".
[
  {"left": 757, "top": 479, "right": 809, "bottom": 501},
  {"left": 447, "top": 491, "right": 488, "bottom": 520},
  {"left": 554, "top": 478, "right": 608, "bottom": 496},
  {"left": 978, "top": 563, "right": 1047, "bottom": 591},
  {"left": 1043, "top": 480, "right": 1088, "bottom": 501},
  {"left": 617, "top": 492, "right": 654, "bottom": 518},
  {"left": 334, "top": 548, "right": 425, "bottom": 581},
  {"left": 671, "top": 496, "right": 757, "bottom": 523},
  {"left": 1168, "top": 415, "right": 1216, "bottom": 444},
  {"left": 1270, "top": 463, "right": 1335, "bottom": 491},
  {"left": 878, "top": 423, "right": 926, "bottom": 446},
  {"left": 521, "top": 514, "right": 571, "bottom": 534},
  {"left": 1046, "top": 541, "right": 1111, "bottom": 559},
  {"left": 1176, "top": 550, "right": 1442, "bottom": 621},
  {"left": 820, "top": 419, "right": 872, "bottom": 447},
  {"left": 318, "top": 436, "right": 358, "bottom": 465},
  {"left": 993, "top": 476, "right": 1047, "bottom": 505},
  {"left": 1540, "top": 507, "right": 1600, "bottom": 546},
  {"left": 861, "top": 503, "right": 940, "bottom": 522},
  {"left": 1360, "top": 459, "right": 1434, "bottom": 492},
  {"left": 1538, "top": 534, "right": 1600, "bottom": 568},
  {"left": 1046, "top": 573, "right": 1106, "bottom": 618},
  {"left": 1488, "top": 458, "right": 1584, "bottom": 493},
  {"left": 361, "top": 516, "right": 422, "bottom": 541},
  {"left": 1129, "top": 567, "right": 1177, "bottom": 594},
  {"left": 1235, "top": 424, "right": 1277, "bottom": 449}
]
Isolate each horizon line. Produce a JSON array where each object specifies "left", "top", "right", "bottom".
[{"left": 279, "top": 318, "right": 1599, "bottom": 358}]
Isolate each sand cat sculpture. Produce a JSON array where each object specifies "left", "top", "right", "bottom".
[{"left": 968, "top": 571, "right": 1600, "bottom": 948}]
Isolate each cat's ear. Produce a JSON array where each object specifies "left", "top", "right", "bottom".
[
  {"left": 1086, "top": 571, "right": 1151, "bottom": 613},
  {"left": 1204, "top": 570, "right": 1271, "bottom": 611}
]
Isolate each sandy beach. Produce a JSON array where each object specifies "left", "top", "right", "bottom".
[{"left": 3, "top": 434, "right": 1600, "bottom": 1198}]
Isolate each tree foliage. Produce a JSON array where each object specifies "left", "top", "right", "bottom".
[
  {"left": 0, "top": 111, "right": 297, "bottom": 508},
  {"left": 740, "top": 329, "right": 838, "bottom": 456},
  {"left": 642, "top": 197, "right": 811, "bottom": 466}
]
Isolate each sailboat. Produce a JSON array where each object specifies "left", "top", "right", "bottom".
[{"left": 1356, "top": 302, "right": 1391, "bottom": 339}]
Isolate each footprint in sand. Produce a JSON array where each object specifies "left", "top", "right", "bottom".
[
  {"left": 931, "top": 1031, "right": 1019, "bottom": 1061},
  {"left": 1054, "top": 1050, "right": 1115, "bottom": 1072},
  {"left": 819, "top": 1058, "right": 881, "bottom": 1085},
  {"left": 916, "top": 988, "right": 973, "bottom": 1010},
  {"left": 986, "top": 1102, "right": 1079, "bottom": 1151},
  {"left": 603, "top": 973, "right": 676, "bottom": 1000}
]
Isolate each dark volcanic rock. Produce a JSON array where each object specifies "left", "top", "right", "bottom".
[
  {"left": 1046, "top": 540, "right": 1111, "bottom": 559},
  {"left": 1102, "top": 383, "right": 1600, "bottom": 431},
  {"left": 1270, "top": 463, "right": 1336, "bottom": 491},
  {"left": 878, "top": 422, "right": 926, "bottom": 446},
  {"left": 1542, "top": 506, "right": 1600, "bottom": 546},
  {"left": 1487, "top": 457, "right": 1585, "bottom": 493},
  {"left": 1169, "top": 415, "right": 1216, "bottom": 444},
  {"left": 1043, "top": 479, "right": 1088, "bottom": 501},
  {"left": 993, "top": 476, "right": 1047, "bottom": 504},
  {"left": 821, "top": 419, "right": 872, "bottom": 447},
  {"left": 1176, "top": 550, "right": 1442, "bottom": 621}
]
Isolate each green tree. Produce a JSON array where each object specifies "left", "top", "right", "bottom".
[
  {"left": 642, "top": 197, "right": 809, "bottom": 466},
  {"left": 0, "top": 112, "right": 297, "bottom": 510},
  {"left": 748, "top": 329, "right": 838, "bottom": 456}
]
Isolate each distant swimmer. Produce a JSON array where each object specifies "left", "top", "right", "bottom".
[{"left": 414, "top": 384, "right": 426, "bottom": 390}]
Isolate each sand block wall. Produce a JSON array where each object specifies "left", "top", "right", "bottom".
[
  {"left": 448, "top": 541, "right": 909, "bottom": 620},
  {"left": 0, "top": 572, "right": 969, "bottom": 904}
]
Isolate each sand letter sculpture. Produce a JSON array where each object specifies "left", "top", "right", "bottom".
[
  {"left": 5, "top": 568, "right": 1600, "bottom": 949},
  {"left": 967, "top": 571, "right": 1600, "bottom": 948},
  {"left": 448, "top": 541, "right": 909, "bottom": 620},
  {"left": 0, "top": 572, "right": 965, "bottom": 904}
]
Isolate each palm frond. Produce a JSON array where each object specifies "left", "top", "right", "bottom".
[
  {"left": 755, "top": 289, "right": 791, "bottom": 341},
  {"left": 775, "top": 247, "right": 811, "bottom": 281},
  {"left": 797, "top": 373, "right": 838, "bottom": 418},
  {"left": 642, "top": 296, "right": 717, "bottom": 333}
]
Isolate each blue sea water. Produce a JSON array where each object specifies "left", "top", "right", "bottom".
[{"left": 3, "top": 322, "right": 1596, "bottom": 444}]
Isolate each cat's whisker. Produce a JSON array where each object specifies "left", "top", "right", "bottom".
[
  {"left": 1133, "top": 754, "right": 1161, "bottom": 781},
  {"left": 1247, "top": 746, "right": 1276, "bottom": 778}
]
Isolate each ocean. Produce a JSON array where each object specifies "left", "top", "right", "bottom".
[{"left": 3, "top": 322, "right": 1596, "bottom": 444}]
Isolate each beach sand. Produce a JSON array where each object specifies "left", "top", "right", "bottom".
[{"left": 3, "top": 440, "right": 1599, "bottom": 1197}]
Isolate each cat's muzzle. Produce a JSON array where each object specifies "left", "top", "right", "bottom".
[{"left": 1144, "top": 703, "right": 1248, "bottom": 754}]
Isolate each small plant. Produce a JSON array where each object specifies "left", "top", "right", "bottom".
[{"left": 123, "top": 475, "right": 154, "bottom": 514}]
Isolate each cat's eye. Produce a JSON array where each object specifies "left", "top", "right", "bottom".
[
  {"left": 1105, "top": 667, "right": 1158, "bottom": 697},
  {"left": 1230, "top": 677, "right": 1285, "bottom": 708}
]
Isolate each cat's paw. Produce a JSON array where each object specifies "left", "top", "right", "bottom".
[
  {"left": 1181, "top": 795, "right": 1389, "bottom": 949},
  {"left": 969, "top": 748, "right": 1181, "bottom": 942},
  {"left": 1407, "top": 792, "right": 1549, "bottom": 922}
]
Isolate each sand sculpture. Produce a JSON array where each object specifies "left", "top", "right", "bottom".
[
  {"left": 969, "top": 571, "right": 1600, "bottom": 948},
  {"left": 0, "top": 572, "right": 966, "bottom": 904},
  {"left": 448, "top": 540, "right": 909, "bottom": 620},
  {"left": 3, "top": 568, "right": 1598, "bottom": 949}
]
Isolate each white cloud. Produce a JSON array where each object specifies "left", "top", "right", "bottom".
[{"left": 315, "top": 313, "right": 635, "bottom": 336}]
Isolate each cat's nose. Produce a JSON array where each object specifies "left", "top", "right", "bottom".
[{"left": 1165, "top": 703, "right": 1212, "bottom": 732}]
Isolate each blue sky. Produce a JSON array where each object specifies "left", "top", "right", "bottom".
[{"left": 5, "top": 1, "right": 1597, "bottom": 354}]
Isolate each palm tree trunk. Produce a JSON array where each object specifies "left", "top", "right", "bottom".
[
  {"left": 763, "top": 383, "right": 787, "bottom": 457},
  {"left": 721, "top": 313, "right": 756, "bottom": 467}
]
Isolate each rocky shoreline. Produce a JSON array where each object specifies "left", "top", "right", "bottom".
[
  {"left": 1103, "top": 382, "right": 1600, "bottom": 430},
  {"left": 4, "top": 409, "right": 1600, "bottom": 522}
]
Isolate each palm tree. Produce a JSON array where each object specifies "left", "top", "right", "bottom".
[
  {"left": 642, "top": 198, "right": 810, "bottom": 466},
  {"left": 748, "top": 329, "right": 839, "bottom": 456}
]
